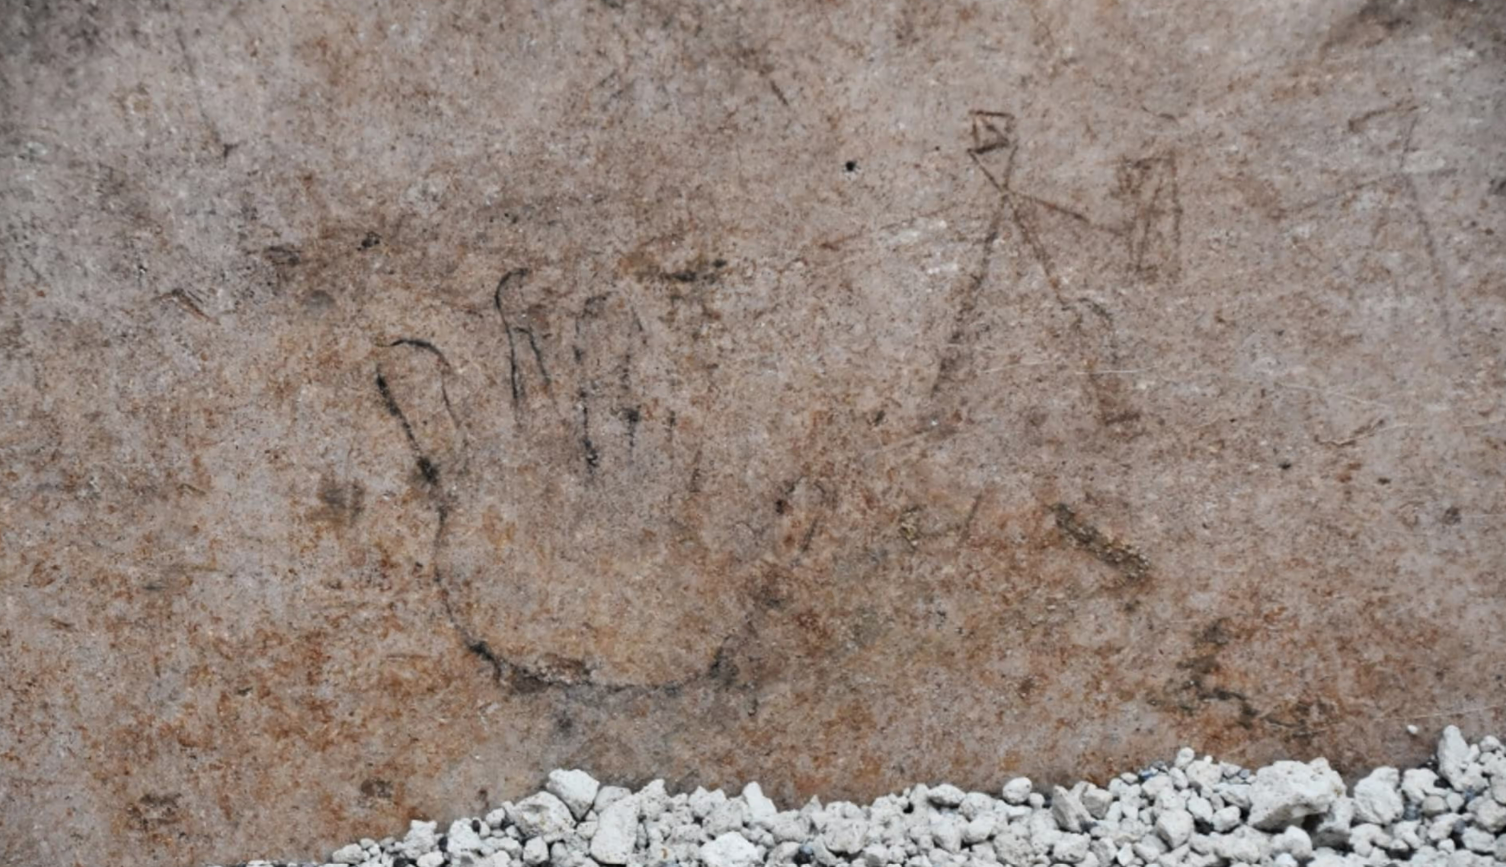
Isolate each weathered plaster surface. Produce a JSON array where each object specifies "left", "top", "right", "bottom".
[{"left": 2, "top": 2, "right": 1503, "bottom": 865}]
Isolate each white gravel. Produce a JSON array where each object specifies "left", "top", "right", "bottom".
[
  {"left": 549, "top": 770, "right": 603, "bottom": 822},
  {"left": 212, "top": 725, "right": 1506, "bottom": 867},
  {"left": 591, "top": 795, "right": 640, "bottom": 865},
  {"left": 509, "top": 793, "right": 576, "bottom": 842},
  {"left": 1248, "top": 760, "right": 1345, "bottom": 830}
]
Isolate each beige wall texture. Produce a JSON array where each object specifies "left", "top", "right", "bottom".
[{"left": 2, "top": 1, "right": 1504, "bottom": 865}]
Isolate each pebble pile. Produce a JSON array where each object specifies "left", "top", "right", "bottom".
[{"left": 216, "top": 727, "right": 1506, "bottom": 867}]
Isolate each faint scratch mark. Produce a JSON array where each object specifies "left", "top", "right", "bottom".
[
  {"left": 172, "top": 24, "right": 227, "bottom": 156},
  {"left": 1398, "top": 114, "right": 1453, "bottom": 341}
]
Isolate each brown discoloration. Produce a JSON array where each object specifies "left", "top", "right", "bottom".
[
  {"left": 127, "top": 793, "right": 183, "bottom": 834},
  {"left": 310, "top": 475, "right": 366, "bottom": 527},
  {"left": 1052, "top": 503, "right": 1151, "bottom": 582}
]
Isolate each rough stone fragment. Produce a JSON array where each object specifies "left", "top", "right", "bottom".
[
  {"left": 1438, "top": 726, "right": 1485, "bottom": 791},
  {"left": 929, "top": 813, "right": 962, "bottom": 853},
  {"left": 700, "top": 832, "right": 760, "bottom": 867},
  {"left": 589, "top": 796, "right": 639, "bottom": 865},
  {"left": 1248, "top": 760, "right": 1346, "bottom": 830},
  {"left": 1141, "top": 775, "right": 1173, "bottom": 800},
  {"left": 447, "top": 818, "right": 485, "bottom": 859},
  {"left": 690, "top": 788, "right": 727, "bottom": 820},
  {"left": 992, "top": 827, "right": 1032, "bottom": 866},
  {"left": 1001, "top": 779, "right": 1032, "bottom": 806},
  {"left": 1346, "top": 823, "right": 1390, "bottom": 857},
  {"left": 1270, "top": 826, "right": 1313, "bottom": 861},
  {"left": 1155, "top": 809, "right": 1194, "bottom": 848},
  {"left": 509, "top": 793, "right": 576, "bottom": 841},
  {"left": 1025, "top": 810, "right": 1061, "bottom": 849},
  {"left": 1081, "top": 786, "right": 1113, "bottom": 820},
  {"left": 548, "top": 771, "right": 602, "bottom": 821},
  {"left": 767, "top": 811, "right": 811, "bottom": 843},
  {"left": 594, "top": 787, "right": 632, "bottom": 814},
  {"left": 1460, "top": 826, "right": 1495, "bottom": 854},
  {"left": 705, "top": 799, "right": 749, "bottom": 836},
  {"left": 1215, "top": 781, "right": 1252, "bottom": 811},
  {"left": 743, "top": 783, "right": 777, "bottom": 824},
  {"left": 1186, "top": 796, "right": 1212, "bottom": 825},
  {"left": 1132, "top": 834, "right": 1167, "bottom": 863},
  {"left": 823, "top": 817, "right": 868, "bottom": 855},
  {"left": 1185, "top": 760, "right": 1222, "bottom": 795},
  {"left": 1424, "top": 813, "right": 1456, "bottom": 843},
  {"left": 1211, "top": 806, "right": 1242, "bottom": 833},
  {"left": 1352, "top": 767, "right": 1403, "bottom": 825},
  {"left": 1209, "top": 826, "right": 1270, "bottom": 863},
  {"left": 1469, "top": 796, "right": 1506, "bottom": 833},
  {"left": 962, "top": 814, "right": 995, "bottom": 845},
  {"left": 1312, "top": 797, "right": 1355, "bottom": 848},
  {"left": 401, "top": 821, "right": 441, "bottom": 860},
  {"left": 638, "top": 781, "right": 670, "bottom": 821},
  {"left": 1052, "top": 833, "right": 1090, "bottom": 864},
  {"left": 928, "top": 784, "right": 966, "bottom": 808},
  {"left": 1402, "top": 769, "right": 1439, "bottom": 805},
  {"left": 1051, "top": 787, "right": 1093, "bottom": 833}
]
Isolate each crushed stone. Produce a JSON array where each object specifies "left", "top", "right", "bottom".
[{"left": 211, "top": 726, "right": 1506, "bottom": 867}]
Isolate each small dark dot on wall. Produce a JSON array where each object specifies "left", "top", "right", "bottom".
[{"left": 845, "top": 160, "right": 858, "bottom": 172}]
